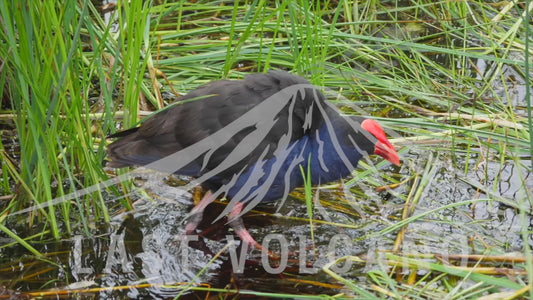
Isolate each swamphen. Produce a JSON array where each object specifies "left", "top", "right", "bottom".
[{"left": 107, "top": 70, "right": 400, "bottom": 248}]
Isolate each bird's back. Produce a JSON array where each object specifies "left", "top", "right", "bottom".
[{"left": 107, "top": 71, "right": 329, "bottom": 191}]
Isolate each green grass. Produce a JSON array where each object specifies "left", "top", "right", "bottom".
[{"left": 0, "top": 0, "right": 531, "bottom": 298}]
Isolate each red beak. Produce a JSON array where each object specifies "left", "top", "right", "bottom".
[{"left": 361, "top": 119, "right": 401, "bottom": 166}]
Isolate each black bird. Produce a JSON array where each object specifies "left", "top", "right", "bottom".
[{"left": 107, "top": 70, "right": 400, "bottom": 248}]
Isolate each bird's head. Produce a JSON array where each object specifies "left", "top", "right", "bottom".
[{"left": 359, "top": 118, "right": 401, "bottom": 166}]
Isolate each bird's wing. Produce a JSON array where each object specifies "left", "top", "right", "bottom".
[{"left": 107, "top": 71, "right": 327, "bottom": 181}]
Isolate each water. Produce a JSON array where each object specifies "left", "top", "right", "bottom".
[{"left": 1, "top": 146, "right": 530, "bottom": 298}]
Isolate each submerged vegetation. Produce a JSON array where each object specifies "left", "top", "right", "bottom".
[{"left": 0, "top": 0, "right": 531, "bottom": 298}]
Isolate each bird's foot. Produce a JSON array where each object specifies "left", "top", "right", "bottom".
[
  {"left": 229, "top": 202, "right": 280, "bottom": 259},
  {"left": 185, "top": 190, "right": 217, "bottom": 234}
]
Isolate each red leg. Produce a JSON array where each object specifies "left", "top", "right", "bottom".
[
  {"left": 228, "top": 203, "right": 280, "bottom": 259},
  {"left": 185, "top": 190, "right": 216, "bottom": 235},
  {"left": 228, "top": 202, "right": 271, "bottom": 250}
]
